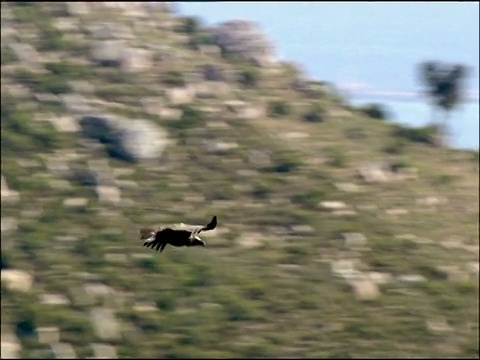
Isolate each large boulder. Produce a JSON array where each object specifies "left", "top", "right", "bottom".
[
  {"left": 91, "top": 40, "right": 124, "bottom": 67},
  {"left": 211, "top": 20, "right": 276, "bottom": 67},
  {"left": 79, "top": 114, "right": 169, "bottom": 163},
  {"left": 1, "top": 269, "right": 34, "bottom": 292},
  {"left": 91, "top": 40, "right": 152, "bottom": 72}
]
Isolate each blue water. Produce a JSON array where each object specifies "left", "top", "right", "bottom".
[{"left": 350, "top": 97, "right": 479, "bottom": 150}]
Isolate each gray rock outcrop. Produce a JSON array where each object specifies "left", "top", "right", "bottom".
[
  {"left": 79, "top": 114, "right": 169, "bottom": 163},
  {"left": 211, "top": 20, "right": 276, "bottom": 67},
  {"left": 91, "top": 41, "right": 152, "bottom": 72}
]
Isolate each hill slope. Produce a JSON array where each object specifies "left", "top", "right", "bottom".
[{"left": 1, "top": 2, "right": 478, "bottom": 358}]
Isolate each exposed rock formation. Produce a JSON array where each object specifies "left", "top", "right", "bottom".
[{"left": 212, "top": 20, "right": 276, "bottom": 67}]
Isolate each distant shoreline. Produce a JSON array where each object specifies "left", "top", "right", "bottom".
[{"left": 346, "top": 90, "right": 480, "bottom": 103}]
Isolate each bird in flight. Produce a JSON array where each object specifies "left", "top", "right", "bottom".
[{"left": 140, "top": 216, "right": 217, "bottom": 253}]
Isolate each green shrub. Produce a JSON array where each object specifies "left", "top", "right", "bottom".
[
  {"left": 282, "top": 61, "right": 302, "bottom": 80},
  {"left": 163, "top": 71, "right": 186, "bottom": 87},
  {"left": 155, "top": 295, "right": 176, "bottom": 311},
  {"left": 391, "top": 124, "right": 439, "bottom": 145},
  {"left": 37, "top": 75, "right": 72, "bottom": 95},
  {"left": 415, "top": 264, "right": 447, "bottom": 280},
  {"left": 251, "top": 183, "right": 271, "bottom": 199},
  {"left": 2, "top": 108, "right": 32, "bottom": 135},
  {"left": 1, "top": 47, "right": 19, "bottom": 65},
  {"left": 176, "top": 16, "right": 201, "bottom": 34},
  {"left": 383, "top": 139, "right": 406, "bottom": 154},
  {"left": 267, "top": 100, "right": 291, "bottom": 118},
  {"left": 432, "top": 174, "right": 455, "bottom": 186},
  {"left": 454, "top": 280, "right": 477, "bottom": 295},
  {"left": 167, "top": 106, "right": 206, "bottom": 131},
  {"left": 344, "top": 127, "right": 367, "bottom": 140},
  {"left": 13, "top": 68, "right": 72, "bottom": 95},
  {"left": 61, "top": 40, "right": 90, "bottom": 57},
  {"left": 188, "top": 32, "right": 216, "bottom": 50},
  {"left": 56, "top": 311, "right": 95, "bottom": 343},
  {"left": 284, "top": 244, "right": 311, "bottom": 264},
  {"left": 37, "top": 22, "right": 65, "bottom": 52},
  {"left": 205, "top": 184, "right": 236, "bottom": 201},
  {"left": 238, "top": 65, "right": 260, "bottom": 88},
  {"left": 242, "top": 280, "right": 267, "bottom": 300},
  {"left": 302, "top": 103, "right": 325, "bottom": 123},
  {"left": 266, "top": 150, "right": 303, "bottom": 173},
  {"left": 11, "top": 301, "right": 38, "bottom": 339},
  {"left": 30, "top": 125, "right": 62, "bottom": 149},
  {"left": 45, "top": 61, "right": 92, "bottom": 79},
  {"left": 326, "top": 148, "right": 347, "bottom": 167},
  {"left": 183, "top": 264, "right": 215, "bottom": 287},
  {"left": 12, "top": 68, "right": 37, "bottom": 86},
  {"left": 291, "top": 189, "right": 325, "bottom": 209},
  {"left": 137, "top": 257, "right": 159, "bottom": 271},
  {"left": 1, "top": 96, "right": 63, "bottom": 152},
  {"left": 219, "top": 294, "right": 261, "bottom": 322},
  {"left": 1, "top": 248, "right": 14, "bottom": 270},
  {"left": 358, "top": 103, "right": 390, "bottom": 120},
  {"left": 12, "top": 4, "right": 37, "bottom": 24},
  {"left": 95, "top": 85, "right": 147, "bottom": 102}
]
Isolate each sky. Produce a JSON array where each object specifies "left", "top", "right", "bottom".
[{"left": 176, "top": 2, "right": 480, "bottom": 97}]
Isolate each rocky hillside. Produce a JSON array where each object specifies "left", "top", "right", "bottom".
[{"left": 1, "top": 2, "right": 479, "bottom": 358}]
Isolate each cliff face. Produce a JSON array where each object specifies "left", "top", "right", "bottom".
[{"left": 1, "top": 2, "right": 478, "bottom": 359}]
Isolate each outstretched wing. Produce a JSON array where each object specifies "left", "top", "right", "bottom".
[
  {"left": 143, "top": 228, "right": 173, "bottom": 252},
  {"left": 193, "top": 216, "right": 217, "bottom": 235}
]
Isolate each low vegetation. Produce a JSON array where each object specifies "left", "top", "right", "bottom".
[{"left": 1, "top": 2, "right": 478, "bottom": 359}]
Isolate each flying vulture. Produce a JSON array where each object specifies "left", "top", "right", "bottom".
[{"left": 140, "top": 216, "right": 217, "bottom": 253}]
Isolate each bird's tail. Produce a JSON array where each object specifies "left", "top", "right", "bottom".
[{"left": 201, "top": 216, "right": 217, "bottom": 232}]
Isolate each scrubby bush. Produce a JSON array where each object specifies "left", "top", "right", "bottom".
[
  {"left": 271, "top": 151, "right": 303, "bottom": 173},
  {"left": 217, "top": 292, "right": 262, "bottom": 322},
  {"left": 267, "top": 100, "right": 291, "bottom": 118},
  {"left": 37, "top": 22, "right": 65, "bottom": 52},
  {"left": 201, "top": 63, "right": 225, "bottom": 81},
  {"left": 95, "top": 85, "right": 142, "bottom": 102},
  {"left": 176, "top": 16, "right": 202, "bottom": 34},
  {"left": 238, "top": 65, "right": 260, "bottom": 88},
  {"left": 10, "top": 299, "right": 38, "bottom": 339},
  {"left": 13, "top": 68, "right": 72, "bottom": 95},
  {"left": 291, "top": 189, "right": 326, "bottom": 209},
  {"left": 1, "top": 250, "right": 12, "bottom": 269},
  {"left": 326, "top": 147, "right": 347, "bottom": 167},
  {"left": 155, "top": 294, "right": 176, "bottom": 311},
  {"left": 167, "top": 106, "right": 206, "bottom": 131},
  {"left": 344, "top": 127, "right": 367, "bottom": 140},
  {"left": 302, "top": 103, "right": 326, "bottom": 123},
  {"left": 358, "top": 103, "right": 390, "bottom": 120},
  {"left": 45, "top": 61, "right": 92, "bottom": 80},
  {"left": 1, "top": 47, "right": 19, "bottom": 65},
  {"left": 391, "top": 123, "right": 439, "bottom": 145},
  {"left": 250, "top": 183, "right": 272, "bottom": 199},
  {"left": 188, "top": 32, "right": 216, "bottom": 50},
  {"left": 12, "top": 3, "right": 37, "bottom": 24},
  {"left": 383, "top": 139, "right": 406, "bottom": 154},
  {"left": 1, "top": 95, "right": 62, "bottom": 152},
  {"left": 163, "top": 70, "right": 186, "bottom": 87}
]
